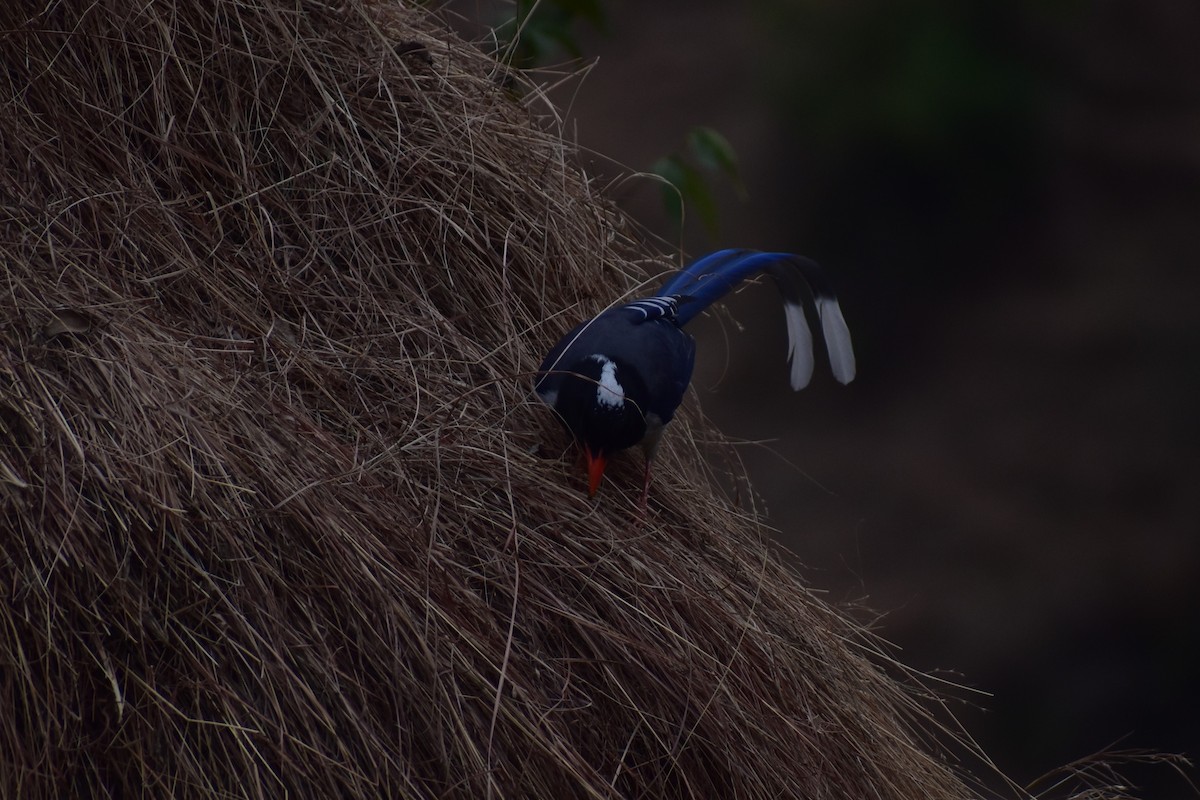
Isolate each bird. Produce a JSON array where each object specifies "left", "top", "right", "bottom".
[{"left": 534, "top": 249, "right": 856, "bottom": 500}]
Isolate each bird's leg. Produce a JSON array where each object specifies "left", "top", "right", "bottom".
[
  {"left": 638, "top": 417, "right": 665, "bottom": 512},
  {"left": 639, "top": 457, "right": 653, "bottom": 512}
]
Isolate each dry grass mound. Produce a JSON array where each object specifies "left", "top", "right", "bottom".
[{"left": 0, "top": 1, "right": 1120, "bottom": 798}]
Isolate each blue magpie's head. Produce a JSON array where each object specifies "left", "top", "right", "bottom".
[{"left": 542, "top": 354, "right": 650, "bottom": 495}]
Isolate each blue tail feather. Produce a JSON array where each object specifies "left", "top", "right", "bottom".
[
  {"left": 657, "top": 249, "right": 776, "bottom": 326},
  {"left": 656, "top": 249, "right": 856, "bottom": 388}
]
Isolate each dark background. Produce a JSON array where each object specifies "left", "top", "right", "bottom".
[{"left": 454, "top": 1, "right": 1200, "bottom": 796}]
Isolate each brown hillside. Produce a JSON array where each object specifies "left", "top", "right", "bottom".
[{"left": 0, "top": 1, "right": 1137, "bottom": 798}]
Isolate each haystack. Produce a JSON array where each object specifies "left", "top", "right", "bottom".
[{"left": 0, "top": 1, "right": 1088, "bottom": 798}]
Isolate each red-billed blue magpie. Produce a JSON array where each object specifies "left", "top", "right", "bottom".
[{"left": 535, "top": 249, "right": 856, "bottom": 498}]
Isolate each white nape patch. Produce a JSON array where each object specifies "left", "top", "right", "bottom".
[{"left": 588, "top": 354, "right": 625, "bottom": 409}]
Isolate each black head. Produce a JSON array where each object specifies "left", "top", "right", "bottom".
[
  {"left": 539, "top": 353, "right": 649, "bottom": 494},
  {"left": 547, "top": 353, "right": 649, "bottom": 453}
]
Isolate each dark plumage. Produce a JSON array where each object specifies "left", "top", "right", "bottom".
[{"left": 535, "top": 249, "right": 856, "bottom": 497}]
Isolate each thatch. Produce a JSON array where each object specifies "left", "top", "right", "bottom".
[{"left": 0, "top": 1, "right": 1126, "bottom": 798}]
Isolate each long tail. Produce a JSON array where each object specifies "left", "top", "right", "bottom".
[{"left": 658, "top": 249, "right": 856, "bottom": 389}]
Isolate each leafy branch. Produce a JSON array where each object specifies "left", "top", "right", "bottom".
[{"left": 652, "top": 126, "right": 745, "bottom": 237}]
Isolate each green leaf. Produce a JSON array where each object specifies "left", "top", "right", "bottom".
[
  {"left": 652, "top": 154, "right": 720, "bottom": 236},
  {"left": 687, "top": 126, "right": 745, "bottom": 196},
  {"left": 556, "top": 0, "right": 606, "bottom": 27},
  {"left": 683, "top": 169, "right": 720, "bottom": 237},
  {"left": 496, "top": 0, "right": 607, "bottom": 68},
  {"left": 651, "top": 156, "right": 686, "bottom": 228}
]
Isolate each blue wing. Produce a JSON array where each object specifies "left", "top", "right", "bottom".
[{"left": 618, "top": 296, "right": 681, "bottom": 323}]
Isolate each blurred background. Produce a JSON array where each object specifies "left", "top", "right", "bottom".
[{"left": 451, "top": 1, "right": 1199, "bottom": 796}]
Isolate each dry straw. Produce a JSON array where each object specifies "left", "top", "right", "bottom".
[{"left": 0, "top": 1, "right": 1155, "bottom": 798}]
